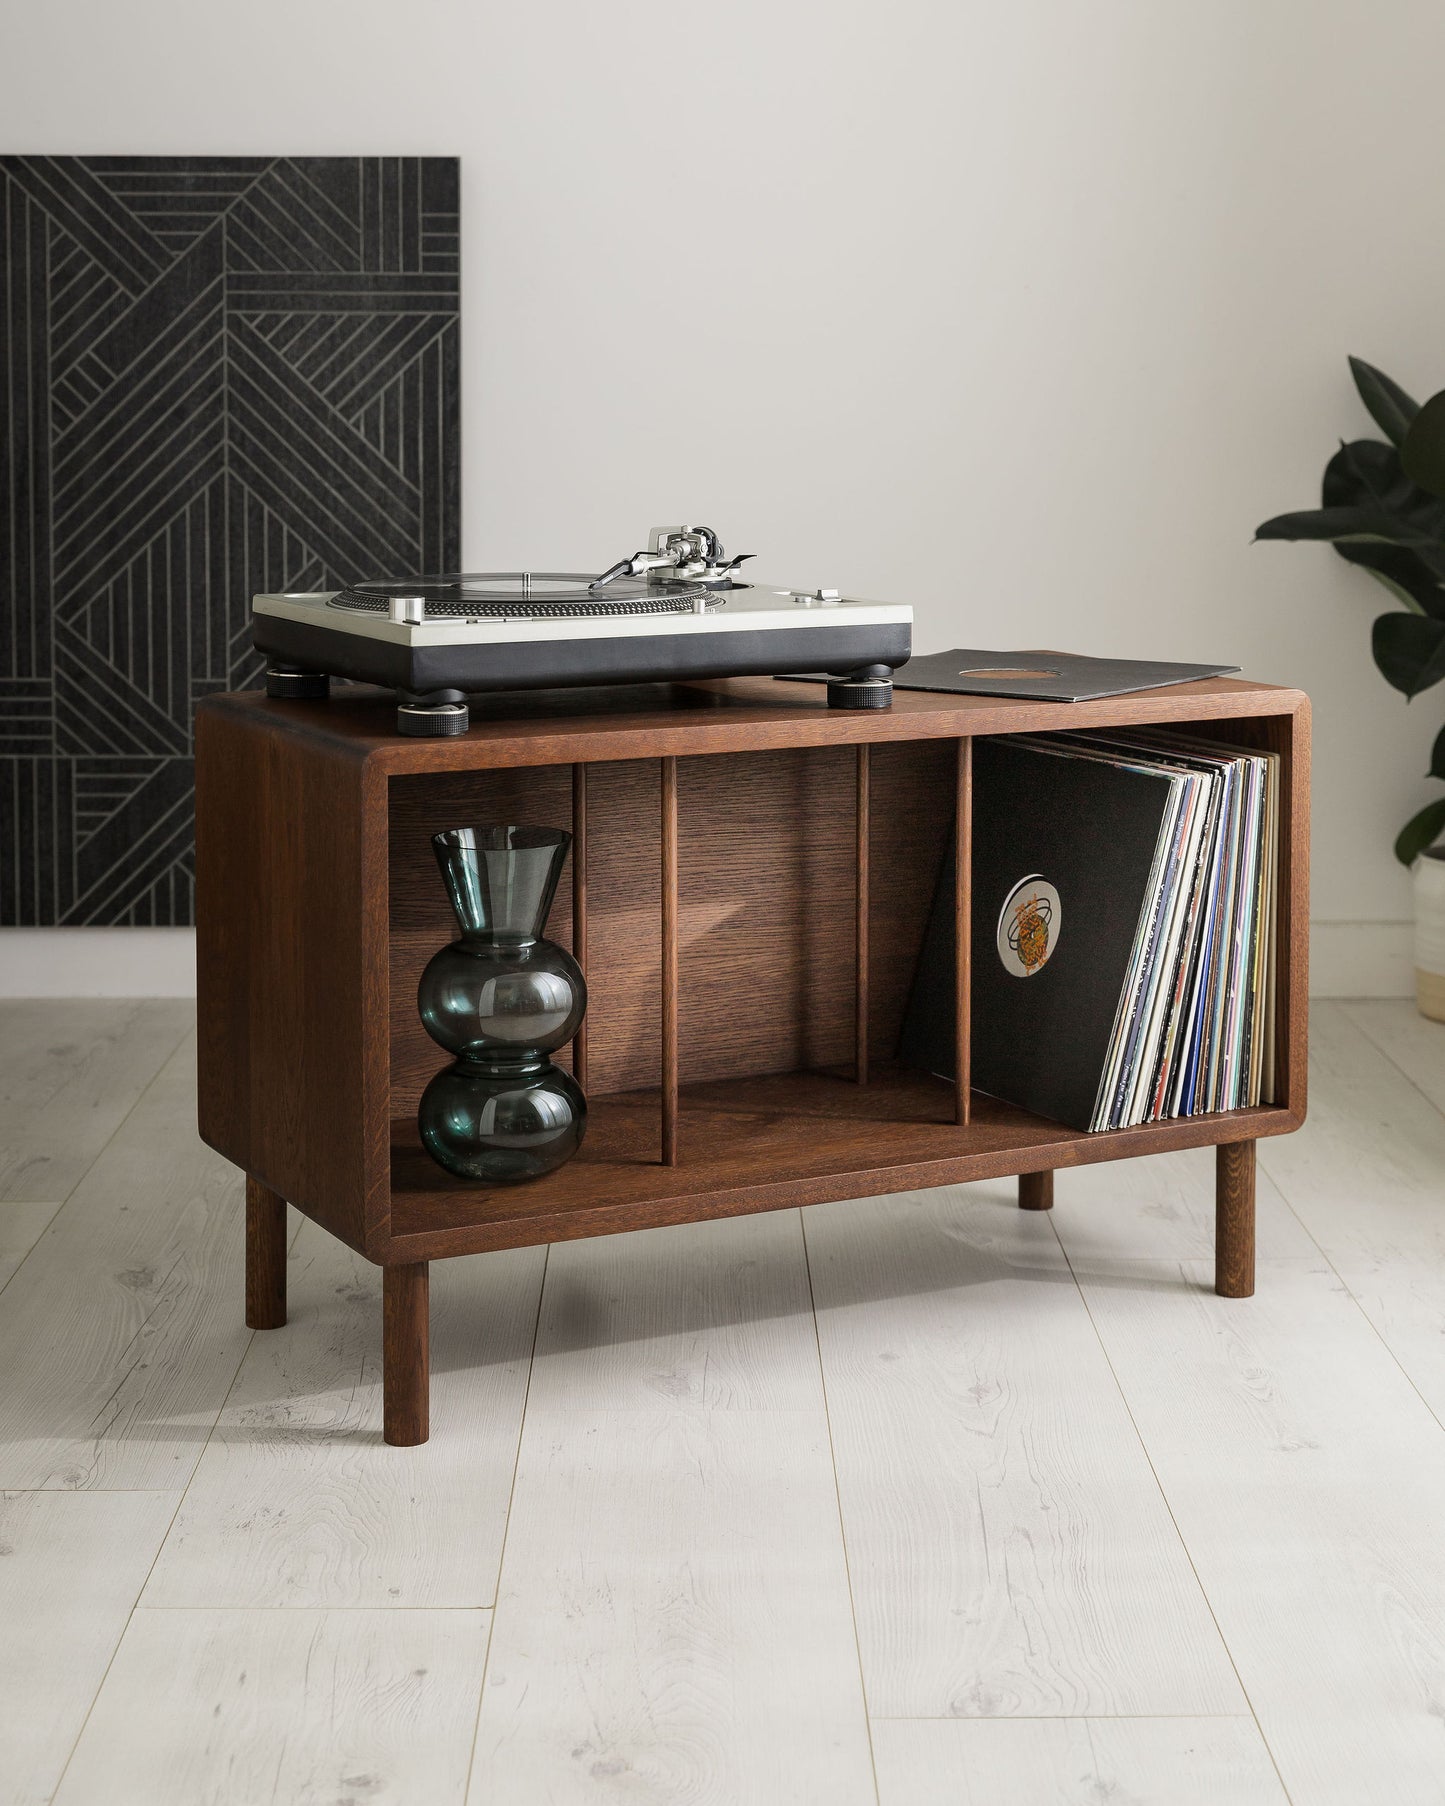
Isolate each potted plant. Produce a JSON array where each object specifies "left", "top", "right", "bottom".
[{"left": 1256, "top": 358, "right": 1445, "bottom": 1018}]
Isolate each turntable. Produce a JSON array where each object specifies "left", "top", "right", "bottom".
[{"left": 252, "top": 525, "right": 912, "bottom": 735}]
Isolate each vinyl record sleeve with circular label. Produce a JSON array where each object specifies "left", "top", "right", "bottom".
[
  {"left": 898, "top": 738, "right": 1174, "bottom": 1130},
  {"left": 996, "top": 875, "right": 1062, "bottom": 976}
]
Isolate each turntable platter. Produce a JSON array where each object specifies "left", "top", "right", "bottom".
[{"left": 329, "top": 574, "right": 723, "bottom": 621}]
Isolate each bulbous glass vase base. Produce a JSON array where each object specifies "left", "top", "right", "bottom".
[{"left": 418, "top": 1060, "right": 587, "bottom": 1185}]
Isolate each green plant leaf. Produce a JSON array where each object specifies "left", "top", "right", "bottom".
[
  {"left": 1395, "top": 795, "right": 1445, "bottom": 864},
  {"left": 1255, "top": 504, "right": 1444, "bottom": 546},
  {"left": 1402, "top": 389, "right": 1445, "bottom": 498},
  {"left": 1349, "top": 357, "right": 1420, "bottom": 448},
  {"left": 1325, "top": 438, "right": 1445, "bottom": 518},
  {"left": 1323, "top": 437, "right": 1401, "bottom": 500},
  {"left": 1353, "top": 559, "right": 1427, "bottom": 614},
  {"left": 1336, "top": 542, "right": 1445, "bottom": 614},
  {"left": 1320, "top": 440, "right": 1445, "bottom": 606},
  {"left": 1431, "top": 723, "right": 1445, "bottom": 780},
  {"left": 1372, "top": 612, "right": 1445, "bottom": 696}
]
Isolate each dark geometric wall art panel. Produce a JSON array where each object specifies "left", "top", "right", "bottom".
[{"left": 0, "top": 156, "right": 459, "bottom": 924}]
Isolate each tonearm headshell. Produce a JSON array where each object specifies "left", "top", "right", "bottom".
[{"left": 592, "top": 525, "right": 754, "bottom": 590}]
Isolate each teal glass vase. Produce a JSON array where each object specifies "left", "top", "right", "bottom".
[{"left": 417, "top": 825, "right": 587, "bottom": 1184}]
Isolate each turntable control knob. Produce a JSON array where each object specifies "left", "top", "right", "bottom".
[{"left": 390, "top": 596, "right": 425, "bottom": 625}]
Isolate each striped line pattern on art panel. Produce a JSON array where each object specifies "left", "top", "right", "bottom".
[{"left": 0, "top": 156, "right": 460, "bottom": 924}]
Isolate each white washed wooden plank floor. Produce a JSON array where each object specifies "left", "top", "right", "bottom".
[{"left": 0, "top": 998, "right": 1442, "bottom": 1804}]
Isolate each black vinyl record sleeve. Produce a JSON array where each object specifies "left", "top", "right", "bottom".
[
  {"left": 899, "top": 739, "right": 1175, "bottom": 1130},
  {"left": 784, "top": 649, "right": 1238, "bottom": 701}
]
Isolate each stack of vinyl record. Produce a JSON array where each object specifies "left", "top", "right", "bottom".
[{"left": 900, "top": 730, "right": 1279, "bottom": 1133}]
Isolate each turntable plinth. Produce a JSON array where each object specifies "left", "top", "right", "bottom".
[{"left": 196, "top": 674, "right": 1309, "bottom": 1444}]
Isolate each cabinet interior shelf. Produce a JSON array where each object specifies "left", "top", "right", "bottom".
[{"left": 387, "top": 1062, "right": 1295, "bottom": 1258}]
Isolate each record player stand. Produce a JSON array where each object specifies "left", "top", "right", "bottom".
[{"left": 198, "top": 675, "right": 1304, "bottom": 1443}]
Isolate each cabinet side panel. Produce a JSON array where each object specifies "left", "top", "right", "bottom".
[
  {"left": 196, "top": 707, "right": 386, "bottom": 1253},
  {"left": 1279, "top": 701, "right": 1310, "bottom": 1114},
  {"left": 195, "top": 708, "right": 255, "bottom": 1173}
]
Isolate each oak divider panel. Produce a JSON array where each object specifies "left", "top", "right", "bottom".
[
  {"left": 661, "top": 756, "right": 680, "bottom": 1166},
  {"left": 954, "top": 736, "right": 972, "bottom": 1127},
  {"left": 572, "top": 762, "right": 589, "bottom": 1090},
  {"left": 856, "top": 743, "right": 870, "bottom": 1086}
]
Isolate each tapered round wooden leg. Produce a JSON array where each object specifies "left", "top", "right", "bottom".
[
  {"left": 384, "top": 1262, "right": 430, "bottom": 1446},
  {"left": 245, "top": 1176, "right": 287, "bottom": 1329},
  {"left": 1216, "top": 1140, "right": 1256, "bottom": 1299},
  {"left": 1019, "top": 1170, "right": 1054, "bottom": 1211}
]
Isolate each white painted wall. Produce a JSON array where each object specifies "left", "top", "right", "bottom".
[{"left": 5, "top": 0, "right": 1444, "bottom": 995}]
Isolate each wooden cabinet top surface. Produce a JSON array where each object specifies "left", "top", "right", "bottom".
[{"left": 197, "top": 673, "right": 1308, "bottom": 771}]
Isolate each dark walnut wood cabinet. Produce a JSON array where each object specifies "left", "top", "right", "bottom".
[{"left": 196, "top": 674, "right": 1309, "bottom": 1445}]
